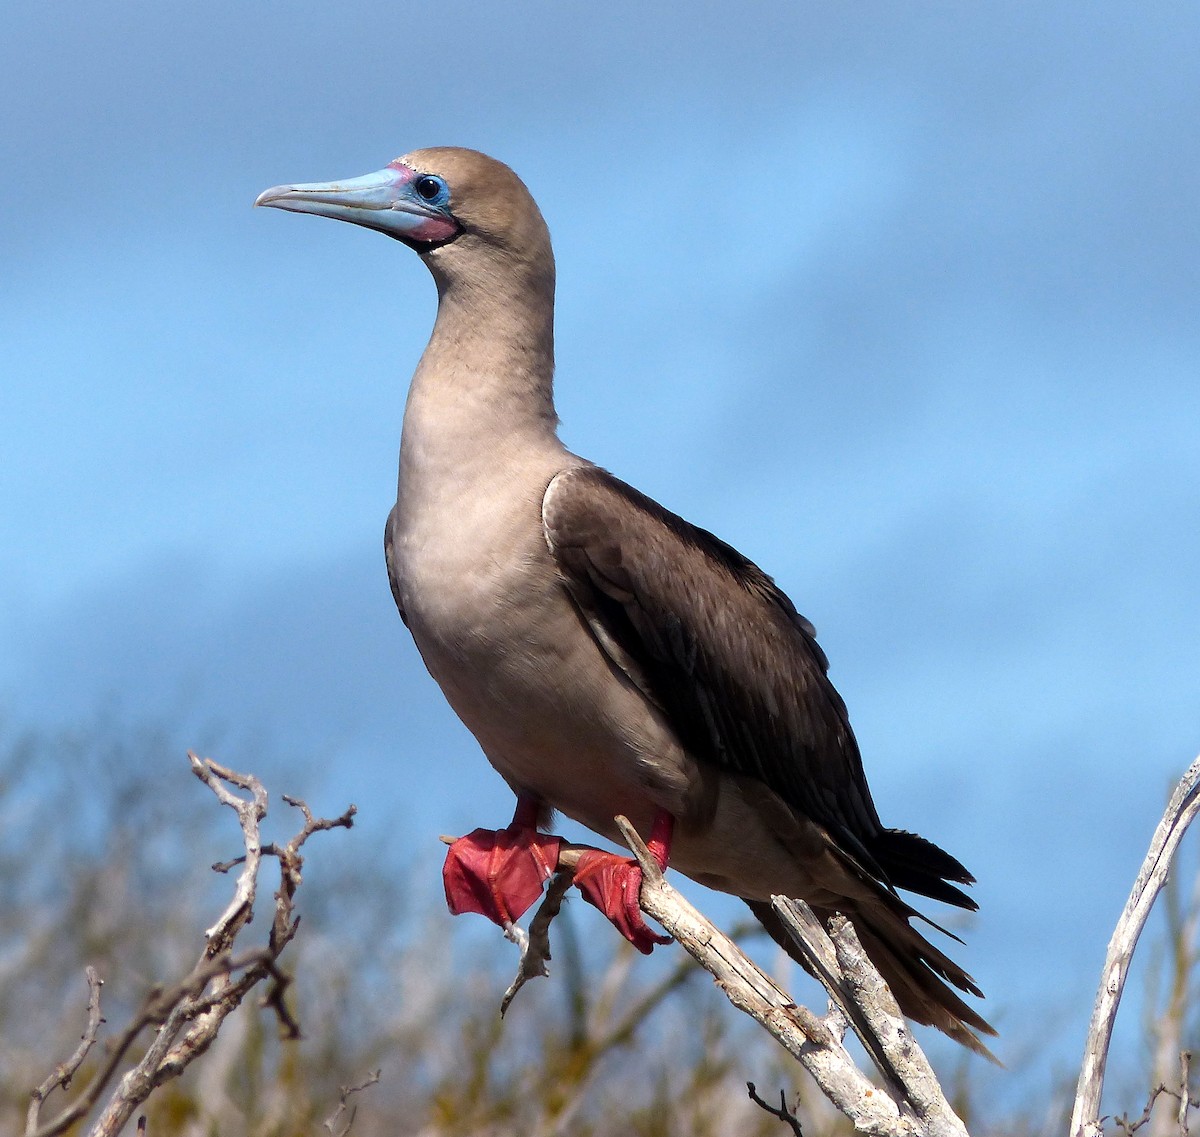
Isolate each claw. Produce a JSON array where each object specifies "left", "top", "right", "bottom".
[
  {"left": 572, "top": 850, "right": 672, "bottom": 953},
  {"left": 442, "top": 821, "right": 562, "bottom": 927},
  {"left": 571, "top": 810, "right": 675, "bottom": 954}
]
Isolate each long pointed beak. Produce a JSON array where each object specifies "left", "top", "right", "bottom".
[{"left": 255, "top": 164, "right": 458, "bottom": 243}]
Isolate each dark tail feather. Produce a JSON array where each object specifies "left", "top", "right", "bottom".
[
  {"left": 872, "top": 827, "right": 978, "bottom": 911},
  {"left": 745, "top": 894, "right": 999, "bottom": 1064}
]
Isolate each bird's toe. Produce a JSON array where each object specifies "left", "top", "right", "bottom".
[
  {"left": 572, "top": 850, "right": 672, "bottom": 954},
  {"left": 442, "top": 824, "right": 563, "bottom": 927}
]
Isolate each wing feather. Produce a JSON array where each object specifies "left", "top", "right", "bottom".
[{"left": 543, "top": 465, "right": 895, "bottom": 882}]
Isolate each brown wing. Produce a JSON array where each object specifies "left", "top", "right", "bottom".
[{"left": 542, "top": 465, "right": 974, "bottom": 909}]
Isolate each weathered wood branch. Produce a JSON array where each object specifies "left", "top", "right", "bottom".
[
  {"left": 615, "top": 816, "right": 970, "bottom": 1137},
  {"left": 25, "top": 753, "right": 355, "bottom": 1137},
  {"left": 1072, "top": 754, "right": 1200, "bottom": 1137},
  {"left": 490, "top": 814, "right": 970, "bottom": 1137}
]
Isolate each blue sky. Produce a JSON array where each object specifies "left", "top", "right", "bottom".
[{"left": 3, "top": 0, "right": 1199, "bottom": 1096}]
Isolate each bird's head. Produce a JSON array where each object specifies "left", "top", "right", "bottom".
[{"left": 256, "top": 147, "right": 553, "bottom": 296}]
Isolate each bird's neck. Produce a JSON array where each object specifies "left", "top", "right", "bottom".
[
  {"left": 398, "top": 265, "right": 563, "bottom": 508},
  {"left": 405, "top": 267, "right": 559, "bottom": 444}
]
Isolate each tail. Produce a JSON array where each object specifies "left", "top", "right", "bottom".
[
  {"left": 746, "top": 895, "right": 997, "bottom": 1061},
  {"left": 745, "top": 829, "right": 998, "bottom": 1063},
  {"left": 870, "top": 827, "right": 978, "bottom": 912}
]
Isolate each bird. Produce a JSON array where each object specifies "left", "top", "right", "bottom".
[{"left": 256, "top": 147, "right": 995, "bottom": 1057}]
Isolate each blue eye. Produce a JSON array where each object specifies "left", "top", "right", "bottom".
[{"left": 414, "top": 174, "right": 448, "bottom": 204}]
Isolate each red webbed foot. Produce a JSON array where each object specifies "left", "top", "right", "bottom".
[
  {"left": 572, "top": 811, "right": 674, "bottom": 954},
  {"left": 442, "top": 797, "right": 562, "bottom": 927}
]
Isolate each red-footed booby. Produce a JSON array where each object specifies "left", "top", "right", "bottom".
[{"left": 256, "top": 147, "right": 995, "bottom": 1057}]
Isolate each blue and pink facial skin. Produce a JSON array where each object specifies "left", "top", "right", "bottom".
[
  {"left": 255, "top": 160, "right": 459, "bottom": 244},
  {"left": 385, "top": 160, "right": 459, "bottom": 243}
]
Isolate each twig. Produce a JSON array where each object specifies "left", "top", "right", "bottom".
[
  {"left": 27, "top": 951, "right": 268, "bottom": 1137},
  {"left": 747, "top": 1083, "right": 805, "bottom": 1135},
  {"left": 25, "top": 967, "right": 105, "bottom": 1136},
  {"left": 322, "top": 1069, "right": 382, "bottom": 1137},
  {"left": 26, "top": 753, "right": 354, "bottom": 1137},
  {"left": 1181, "top": 1050, "right": 1191, "bottom": 1137},
  {"left": 501, "top": 868, "right": 575, "bottom": 1015},
  {"left": 1073, "top": 755, "right": 1200, "bottom": 1137},
  {"left": 189, "top": 753, "right": 269, "bottom": 949},
  {"left": 1108, "top": 1083, "right": 1200, "bottom": 1135},
  {"left": 280, "top": 793, "right": 357, "bottom": 841}
]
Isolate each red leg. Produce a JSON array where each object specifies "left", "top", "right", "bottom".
[
  {"left": 572, "top": 811, "right": 674, "bottom": 954},
  {"left": 442, "top": 795, "right": 563, "bottom": 927}
]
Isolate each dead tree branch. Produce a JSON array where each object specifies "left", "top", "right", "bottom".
[
  {"left": 25, "top": 967, "right": 105, "bottom": 1137},
  {"left": 747, "top": 1082, "right": 806, "bottom": 1135},
  {"left": 483, "top": 815, "right": 969, "bottom": 1137},
  {"left": 615, "top": 816, "right": 970, "bottom": 1137},
  {"left": 25, "top": 753, "right": 354, "bottom": 1137},
  {"left": 1073, "top": 754, "right": 1200, "bottom": 1137},
  {"left": 322, "top": 1069, "right": 382, "bottom": 1137},
  {"left": 501, "top": 867, "right": 576, "bottom": 1016}
]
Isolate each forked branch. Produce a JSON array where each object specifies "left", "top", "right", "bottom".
[
  {"left": 25, "top": 754, "right": 355, "bottom": 1137},
  {"left": 492, "top": 815, "right": 969, "bottom": 1137},
  {"left": 480, "top": 751, "right": 1200, "bottom": 1137}
]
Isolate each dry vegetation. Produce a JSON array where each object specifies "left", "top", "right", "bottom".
[{"left": 1, "top": 722, "right": 1198, "bottom": 1135}]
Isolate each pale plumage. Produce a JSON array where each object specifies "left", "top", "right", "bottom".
[{"left": 257, "top": 147, "right": 995, "bottom": 1056}]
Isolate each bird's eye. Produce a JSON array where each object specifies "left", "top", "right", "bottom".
[{"left": 414, "top": 175, "right": 447, "bottom": 203}]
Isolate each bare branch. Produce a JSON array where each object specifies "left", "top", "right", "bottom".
[
  {"left": 188, "top": 752, "right": 269, "bottom": 949},
  {"left": 747, "top": 1083, "right": 805, "bottom": 1135},
  {"left": 614, "top": 815, "right": 969, "bottom": 1137},
  {"left": 323, "top": 1069, "right": 382, "bottom": 1137},
  {"left": 26, "top": 753, "right": 354, "bottom": 1137},
  {"left": 1108, "top": 1081, "right": 1200, "bottom": 1136},
  {"left": 1181, "top": 1050, "right": 1191, "bottom": 1137},
  {"left": 267, "top": 795, "right": 358, "bottom": 951},
  {"left": 501, "top": 868, "right": 575, "bottom": 1016},
  {"left": 26, "top": 967, "right": 105, "bottom": 1137},
  {"left": 1073, "top": 755, "right": 1200, "bottom": 1137},
  {"left": 259, "top": 958, "right": 302, "bottom": 1040},
  {"left": 280, "top": 793, "right": 358, "bottom": 840},
  {"left": 458, "top": 813, "right": 970, "bottom": 1135},
  {"left": 770, "top": 899, "right": 906, "bottom": 1092},
  {"left": 29, "top": 952, "right": 275, "bottom": 1137}
]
